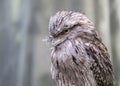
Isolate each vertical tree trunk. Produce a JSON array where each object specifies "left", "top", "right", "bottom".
[
  {"left": 109, "top": 0, "right": 120, "bottom": 86},
  {"left": 17, "top": 0, "right": 31, "bottom": 86},
  {"left": 0, "top": 0, "right": 18, "bottom": 86},
  {"left": 84, "top": 0, "right": 95, "bottom": 23},
  {"left": 115, "top": 1, "right": 120, "bottom": 85}
]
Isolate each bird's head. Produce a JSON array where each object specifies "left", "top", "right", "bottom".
[{"left": 48, "top": 11, "right": 94, "bottom": 47}]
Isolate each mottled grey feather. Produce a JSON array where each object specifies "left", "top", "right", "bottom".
[{"left": 48, "top": 11, "right": 114, "bottom": 86}]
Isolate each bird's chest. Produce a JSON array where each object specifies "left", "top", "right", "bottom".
[
  {"left": 51, "top": 40, "right": 97, "bottom": 86},
  {"left": 51, "top": 40, "right": 90, "bottom": 75},
  {"left": 51, "top": 40, "right": 79, "bottom": 67}
]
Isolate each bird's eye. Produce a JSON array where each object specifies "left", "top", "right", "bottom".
[
  {"left": 62, "top": 29, "right": 69, "bottom": 34},
  {"left": 64, "top": 29, "right": 69, "bottom": 32}
]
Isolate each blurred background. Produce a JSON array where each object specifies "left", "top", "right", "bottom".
[{"left": 0, "top": 0, "right": 120, "bottom": 86}]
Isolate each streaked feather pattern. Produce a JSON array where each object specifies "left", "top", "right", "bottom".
[{"left": 49, "top": 11, "right": 114, "bottom": 86}]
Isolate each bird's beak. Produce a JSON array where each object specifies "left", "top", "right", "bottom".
[
  {"left": 51, "top": 38, "right": 65, "bottom": 47},
  {"left": 48, "top": 35, "right": 67, "bottom": 47},
  {"left": 52, "top": 39, "right": 62, "bottom": 46}
]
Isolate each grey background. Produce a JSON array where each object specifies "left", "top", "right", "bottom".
[{"left": 0, "top": 0, "right": 120, "bottom": 86}]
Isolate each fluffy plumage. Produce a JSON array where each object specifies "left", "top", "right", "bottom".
[{"left": 48, "top": 11, "right": 114, "bottom": 86}]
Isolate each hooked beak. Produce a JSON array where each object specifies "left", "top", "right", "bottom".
[
  {"left": 48, "top": 34, "right": 68, "bottom": 47},
  {"left": 51, "top": 38, "right": 66, "bottom": 47}
]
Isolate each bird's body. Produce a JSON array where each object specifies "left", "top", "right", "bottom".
[{"left": 48, "top": 11, "right": 114, "bottom": 86}]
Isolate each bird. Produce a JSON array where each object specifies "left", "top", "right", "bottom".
[{"left": 48, "top": 11, "right": 114, "bottom": 86}]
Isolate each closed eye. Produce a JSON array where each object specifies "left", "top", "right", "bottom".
[
  {"left": 60, "top": 23, "right": 81, "bottom": 35},
  {"left": 53, "top": 23, "right": 82, "bottom": 37}
]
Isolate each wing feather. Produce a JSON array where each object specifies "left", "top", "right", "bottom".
[{"left": 84, "top": 40, "right": 114, "bottom": 86}]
